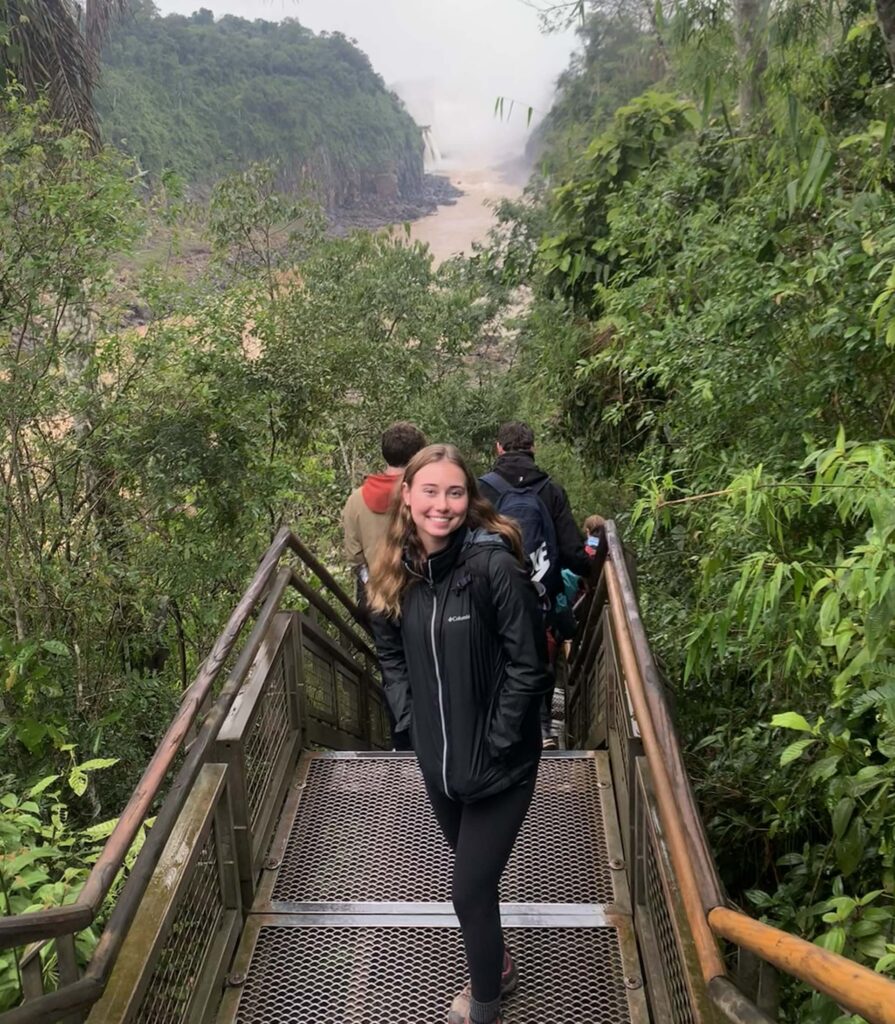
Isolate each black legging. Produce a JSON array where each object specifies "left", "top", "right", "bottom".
[{"left": 425, "top": 771, "right": 538, "bottom": 1003}]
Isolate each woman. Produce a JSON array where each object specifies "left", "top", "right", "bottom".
[{"left": 367, "top": 444, "right": 550, "bottom": 1024}]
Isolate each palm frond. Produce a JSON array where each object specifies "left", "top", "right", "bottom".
[
  {"left": 0, "top": 0, "right": 128, "bottom": 143},
  {"left": 85, "top": 0, "right": 127, "bottom": 66}
]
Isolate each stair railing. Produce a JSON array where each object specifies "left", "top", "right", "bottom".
[
  {"left": 0, "top": 527, "right": 386, "bottom": 1024},
  {"left": 568, "top": 520, "right": 895, "bottom": 1024}
]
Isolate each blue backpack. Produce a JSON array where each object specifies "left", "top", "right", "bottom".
[{"left": 480, "top": 473, "right": 561, "bottom": 597}]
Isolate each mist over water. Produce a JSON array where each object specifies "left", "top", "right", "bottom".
[
  {"left": 390, "top": 77, "right": 548, "bottom": 174},
  {"left": 155, "top": 0, "right": 577, "bottom": 170}
]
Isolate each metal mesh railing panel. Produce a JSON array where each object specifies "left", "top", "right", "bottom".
[
  {"left": 610, "top": 661, "right": 631, "bottom": 804},
  {"left": 244, "top": 653, "right": 290, "bottom": 831},
  {"left": 366, "top": 693, "right": 387, "bottom": 749},
  {"left": 551, "top": 684, "right": 565, "bottom": 721},
  {"left": 336, "top": 666, "right": 361, "bottom": 736},
  {"left": 235, "top": 925, "right": 633, "bottom": 1024},
  {"left": 135, "top": 824, "right": 224, "bottom": 1024},
  {"left": 645, "top": 835, "right": 695, "bottom": 1024},
  {"left": 302, "top": 642, "right": 336, "bottom": 720},
  {"left": 271, "top": 755, "right": 614, "bottom": 904}
]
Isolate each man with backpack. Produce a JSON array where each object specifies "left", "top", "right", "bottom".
[
  {"left": 342, "top": 421, "right": 427, "bottom": 749},
  {"left": 479, "top": 422, "right": 595, "bottom": 749}
]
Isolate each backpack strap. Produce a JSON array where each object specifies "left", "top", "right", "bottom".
[
  {"left": 480, "top": 471, "right": 511, "bottom": 496},
  {"left": 482, "top": 472, "right": 551, "bottom": 498},
  {"left": 453, "top": 556, "right": 498, "bottom": 633}
]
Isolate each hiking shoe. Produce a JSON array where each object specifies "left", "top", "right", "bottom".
[
  {"left": 542, "top": 734, "right": 559, "bottom": 750},
  {"left": 500, "top": 948, "right": 518, "bottom": 996},
  {"left": 446, "top": 987, "right": 502, "bottom": 1024},
  {"left": 449, "top": 949, "right": 516, "bottom": 1022}
]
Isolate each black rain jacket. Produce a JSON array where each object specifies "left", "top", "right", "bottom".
[
  {"left": 370, "top": 527, "right": 550, "bottom": 802},
  {"left": 479, "top": 451, "right": 592, "bottom": 580}
]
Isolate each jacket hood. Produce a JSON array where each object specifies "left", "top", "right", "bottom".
[
  {"left": 361, "top": 472, "right": 400, "bottom": 513},
  {"left": 492, "top": 451, "right": 548, "bottom": 488},
  {"left": 404, "top": 527, "right": 511, "bottom": 585},
  {"left": 461, "top": 527, "right": 510, "bottom": 554}
]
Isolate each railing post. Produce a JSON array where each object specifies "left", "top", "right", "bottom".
[
  {"left": 55, "top": 935, "right": 83, "bottom": 1024},
  {"left": 213, "top": 612, "right": 304, "bottom": 909},
  {"left": 85, "top": 764, "right": 242, "bottom": 1024},
  {"left": 19, "top": 948, "right": 44, "bottom": 1002},
  {"left": 360, "top": 653, "right": 376, "bottom": 747},
  {"left": 735, "top": 948, "right": 780, "bottom": 1018},
  {"left": 284, "top": 611, "right": 303, "bottom": 737}
]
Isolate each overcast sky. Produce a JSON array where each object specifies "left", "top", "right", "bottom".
[{"left": 153, "top": 0, "right": 579, "bottom": 166}]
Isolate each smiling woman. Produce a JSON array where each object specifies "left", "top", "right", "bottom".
[
  {"left": 402, "top": 459, "right": 469, "bottom": 553},
  {"left": 366, "top": 443, "right": 549, "bottom": 1024}
]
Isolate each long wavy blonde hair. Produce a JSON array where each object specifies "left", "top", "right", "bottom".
[{"left": 366, "top": 444, "right": 523, "bottom": 619}]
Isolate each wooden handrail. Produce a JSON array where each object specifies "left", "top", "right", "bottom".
[
  {"left": 605, "top": 522, "right": 895, "bottom": 1023},
  {"left": 286, "top": 533, "right": 370, "bottom": 633},
  {"left": 605, "top": 523, "right": 724, "bottom": 911},
  {"left": 0, "top": 566, "right": 296, "bottom": 1024},
  {"left": 0, "top": 527, "right": 295, "bottom": 949},
  {"left": 85, "top": 568, "right": 293, "bottom": 975},
  {"left": 709, "top": 907, "right": 895, "bottom": 1024},
  {"left": 0, "top": 525, "right": 369, "bottom": 954},
  {"left": 604, "top": 555, "right": 727, "bottom": 984},
  {"left": 289, "top": 570, "right": 377, "bottom": 660},
  {"left": 0, "top": 525, "right": 378, "bottom": 1023}
]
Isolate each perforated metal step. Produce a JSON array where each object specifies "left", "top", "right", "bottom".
[
  {"left": 257, "top": 752, "right": 622, "bottom": 910},
  {"left": 218, "top": 752, "right": 645, "bottom": 1023},
  {"left": 220, "top": 917, "right": 648, "bottom": 1024}
]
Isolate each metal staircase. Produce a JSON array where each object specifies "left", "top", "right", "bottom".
[
  {"left": 216, "top": 751, "right": 645, "bottom": 1024},
  {"left": 2, "top": 525, "right": 894, "bottom": 1024}
]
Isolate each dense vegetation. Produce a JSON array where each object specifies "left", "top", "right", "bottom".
[
  {"left": 4, "top": 0, "right": 895, "bottom": 1018},
  {"left": 97, "top": 1, "right": 424, "bottom": 198},
  {"left": 483, "top": 2, "right": 895, "bottom": 1019},
  {"left": 0, "top": 80, "right": 511, "bottom": 1003}
]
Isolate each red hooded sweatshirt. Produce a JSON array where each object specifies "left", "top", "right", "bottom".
[
  {"left": 341, "top": 472, "right": 401, "bottom": 568},
  {"left": 361, "top": 472, "right": 399, "bottom": 513}
]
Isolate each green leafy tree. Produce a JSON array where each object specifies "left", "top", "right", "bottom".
[{"left": 489, "top": 2, "right": 895, "bottom": 1016}]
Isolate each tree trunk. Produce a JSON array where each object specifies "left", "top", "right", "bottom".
[
  {"left": 734, "top": 0, "right": 769, "bottom": 121},
  {"left": 644, "top": 0, "right": 670, "bottom": 72},
  {"left": 877, "top": 0, "right": 895, "bottom": 71}
]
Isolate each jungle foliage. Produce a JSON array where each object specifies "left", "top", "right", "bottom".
[
  {"left": 95, "top": 1, "right": 423, "bottom": 190},
  {"left": 6, "top": 0, "right": 895, "bottom": 1017},
  {"left": 486, "top": 2, "right": 895, "bottom": 1019},
  {"left": 0, "top": 80, "right": 510, "bottom": 1003}
]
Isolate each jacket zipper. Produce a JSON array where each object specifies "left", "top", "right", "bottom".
[{"left": 428, "top": 560, "right": 451, "bottom": 797}]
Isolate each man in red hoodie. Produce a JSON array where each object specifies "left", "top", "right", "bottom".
[
  {"left": 342, "top": 422, "right": 426, "bottom": 749},
  {"left": 342, "top": 421, "right": 427, "bottom": 580}
]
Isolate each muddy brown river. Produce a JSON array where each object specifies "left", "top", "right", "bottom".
[{"left": 406, "top": 167, "right": 522, "bottom": 265}]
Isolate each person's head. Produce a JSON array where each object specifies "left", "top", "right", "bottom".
[
  {"left": 496, "top": 421, "right": 535, "bottom": 457},
  {"left": 583, "top": 514, "right": 605, "bottom": 536},
  {"left": 381, "top": 421, "right": 427, "bottom": 470},
  {"left": 367, "top": 444, "right": 523, "bottom": 618}
]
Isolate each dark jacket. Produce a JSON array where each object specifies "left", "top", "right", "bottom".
[
  {"left": 371, "top": 527, "right": 549, "bottom": 802},
  {"left": 480, "top": 451, "right": 591, "bottom": 579}
]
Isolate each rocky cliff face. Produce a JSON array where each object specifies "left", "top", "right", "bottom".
[
  {"left": 291, "top": 137, "right": 425, "bottom": 212},
  {"left": 286, "top": 137, "right": 460, "bottom": 231},
  {"left": 98, "top": 9, "right": 437, "bottom": 219}
]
